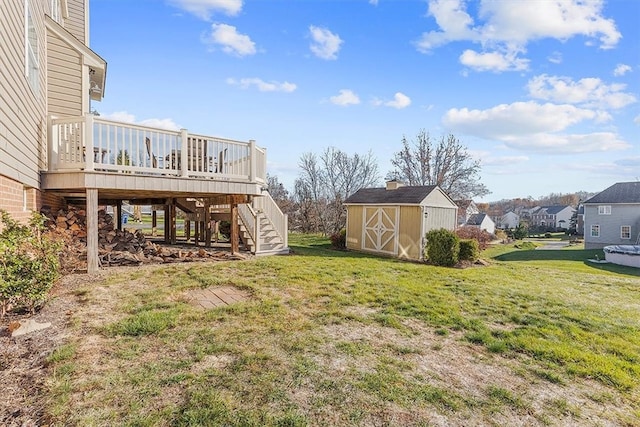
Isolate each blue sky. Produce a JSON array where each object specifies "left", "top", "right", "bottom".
[{"left": 90, "top": 0, "right": 639, "bottom": 202}]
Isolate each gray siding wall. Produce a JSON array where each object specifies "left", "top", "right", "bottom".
[
  {"left": 584, "top": 204, "right": 640, "bottom": 249},
  {"left": 423, "top": 206, "right": 457, "bottom": 233},
  {"left": 0, "top": 0, "right": 48, "bottom": 188}
]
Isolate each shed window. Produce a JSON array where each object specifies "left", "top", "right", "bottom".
[
  {"left": 25, "top": 0, "right": 39, "bottom": 94},
  {"left": 621, "top": 226, "right": 631, "bottom": 239},
  {"left": 591, "top": 225, "right": 600, "bottom": 238},
  {"left": 598, "top": 205, "right": 611, "bottom": 215}
]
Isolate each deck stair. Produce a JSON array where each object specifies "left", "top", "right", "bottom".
[
  {"left": 173, "top": 195, "right": 288, "bottom": 256},
  {"left": 238, "top": 193, "right": 289, "bottom": 256}
]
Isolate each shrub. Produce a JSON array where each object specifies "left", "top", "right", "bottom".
[
  {"left": 459, "top": 239, "right": 480, "bottom": 262},
  {"left": 544, "top": 232, "right": 552, "bottom": 238},
  {"left": 330, "top": 228, "right": 346, "bottom": 249},
  {"left": 425, "top": 228, "right": 460, "bottom": 267},
  {"left": 0, "top": 211, "right": 62, "bottom": 317},
  {"left": 455, "top": 226, "right": 494, "bottom": 250}
]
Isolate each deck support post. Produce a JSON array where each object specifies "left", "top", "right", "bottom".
[
  {"left": 151, "top": 210, "right": 157, "bottom": 236},
  {"left": 86, "top": 188, "right": 99, "bottom": 274},
  {"left": 170, "top": 199, "right": 177, "bottom": 245},
  {"left": 116, "top": 201, "right": 122, "bottom": 230},
  {"left": 204, "top": 199, "right": 212, "bottom": 248},
  {"left": 185, "top": 220, "right": 191, "bottom": 242},
  {"left": 231, "top": 202, "right": 239, "bottom": 254},
  {"left": 194, "top": 219, "right": 200, "bottom": 246},
  {"left": 164, "top": 204, "right": 170, "bottom": 243}
]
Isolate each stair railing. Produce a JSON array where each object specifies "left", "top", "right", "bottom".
[
  {"left": 238, "top": 203, "right": 259, "bottom": 253},
  {"left": 252, "top": 192, "right": 288, "bottom": 248}
]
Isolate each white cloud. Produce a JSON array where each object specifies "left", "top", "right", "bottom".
[
  {"left": 443, "top": 101, "right": 629, "bottom": 153},
  {"left": 309, "top": 26, "right": 343, "bottom": 60},
  {"left": 369, "top": 0, "right": 379, "bottom": 4},
  {"left": 613, "top": 63, "right": 632, "bottom": 76},
  {"left": 330, "top": 89, "right": 360, "bottom": 106},
  {"left": 204, "top": 23, "right": 256, "bottom": 56},
  {"left": 226, "top": 77, "right": 297, "bottom": 92},
  {"left": 460, "top": 49, "right": 529, "bottom": 72},
  {"left": 547, "top": 51, "right": 562, "bottom": 64},
  {"left": 527, "top": 74, "right": 637, "bottom": 109},
  {"left": 382, "top": 92, "right": 412, "bottom": 109},
  {"left": 416, "top": 0, "right": 621, "bottom": 72},
  {"left": 634, "top": 114, "right": 640, "bottom": 125},
  {"left": 102, "top": 111, "right": 181, "bottom": 131},
  {"left": 168, "top": 0, "right": 242, "bottom": 20},
  {"left": 481, "top": 155, "right": 529, "bottom": 166}
]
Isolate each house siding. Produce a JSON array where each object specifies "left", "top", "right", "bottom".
[
  {"left": 584, "top": 204, "right": 640, "bottom": 248},
  {"left": 0, "top": 0, "right": 47, "bottom": 194},
  {"left": 47, "top": 29, "right": 83, "bottom": 117},
  {"left": 64, "top": 0, "right": 87, "bottom": 43}
]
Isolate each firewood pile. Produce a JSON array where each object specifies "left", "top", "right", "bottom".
[{"left": 41, "top": 206, "right": 248, "bottom": 270}]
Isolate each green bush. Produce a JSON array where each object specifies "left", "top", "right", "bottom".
[
  {"left": 425, "top": 228, "right": 460, "bottom": 267},
  {"left": 0, "top": 211, "right": 62, "bottom": 317},
  {"left": 330, "top": 229, "right": 346, "bottom": 249},
  {"left": 459, "top": 239, "right": 479, "bottom": 262}
]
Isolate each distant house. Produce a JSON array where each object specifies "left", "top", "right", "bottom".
[
  {"left": 500, "top": 211, "right": 520, "bottom": 229},
  {"left": 465, "top": 213, "right": 496, "bottom": 234},
  {"left": 583, "top": 182, "right": 640, "bottom": 249},
  {"left": 454, "top": 200, "right": 479, "bottom": 227},
  {"left": 531, "top": 206, "right": 574, "bottom": 230},
  {"left": 576, "top": 205, "right": 585, "bottom": 235},
  {"left": 344, "top": 181, "right": 458, "bottom": 261}
]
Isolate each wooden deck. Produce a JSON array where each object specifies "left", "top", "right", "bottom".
[{"left": 42, "top": 114, "right": 287, "bottom": 273}]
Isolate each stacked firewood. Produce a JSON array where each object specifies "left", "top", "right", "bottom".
[{"left": 41, "top": 206, "right": 247, "bottom": 270}]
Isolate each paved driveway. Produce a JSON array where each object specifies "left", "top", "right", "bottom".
[{"left": 535, "top": 241, "right": 570, "bottom": 250}]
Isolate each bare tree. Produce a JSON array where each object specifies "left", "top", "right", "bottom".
[
  {"left": 388, "top": 131, "right": 489, "bottom": 199},
  {"left": 294, "top": 147, "right": 380, "bottom": 234}
]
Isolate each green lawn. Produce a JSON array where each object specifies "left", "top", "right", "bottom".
[{"left": 46, "top": 235, "right": 640, "bottom": 426}]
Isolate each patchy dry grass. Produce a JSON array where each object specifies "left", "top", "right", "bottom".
[{"left": 44, "top": 235, "right": 640, "bottom": 426}]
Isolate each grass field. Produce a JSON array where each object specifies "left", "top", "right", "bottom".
[{"left": 46, "top": 235, "right": 640, "bottom": 426}]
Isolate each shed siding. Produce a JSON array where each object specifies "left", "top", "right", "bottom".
[
  {"left": 424, "top": 206, "right": 457, "bottom": 232},
  {"left": 346, "top": 205, "right": 364, "bottom": 251},
  {"left": 398, "top": 206, "right": 423, "bottom": 260},
  {"left": 0, "top": 0, "right": 47, "bottom": 190},
  {"left": 584, "top": 204, "right": 640, "bottom": 248},
  {"left": 423, "top": 188, "right": 456, "bottom": 208},
  {"left": 47, "top": 30, "right": 83, "bottom": 117},
  {"left": 65, "top": 0, "right": 86, "bottom": 43}
]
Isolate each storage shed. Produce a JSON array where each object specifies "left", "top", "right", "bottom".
[{"left": 344, "top": 181, "right": 458, "bottom": 261}]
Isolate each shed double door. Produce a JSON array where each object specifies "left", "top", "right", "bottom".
[{"left": 362, "top": 206, "right": 399, "bottom": 255}]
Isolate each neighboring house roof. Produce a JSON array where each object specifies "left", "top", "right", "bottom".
[
  {"left": 344, "top": 185, "right": 439, "bottom": 204},
  {"left": 584, "top": 182, "right": 640, "bottom": 204},
  {"left": 466, "top": 213, "right": 488, "bottom": 226},
  {"left": 538, "top": 205, "right": 572, "bottom": 215}
]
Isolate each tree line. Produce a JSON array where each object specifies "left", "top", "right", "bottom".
[{"left": 267, "top": 131, "right": 489, "bottom": 235}]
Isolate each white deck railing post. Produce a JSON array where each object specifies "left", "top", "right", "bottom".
[
  {"left": 85, "top": 114, "right": 95, "bottom": 172},
  {"left": 180, "top": 128, "right": 188, "bottom": 177},
  {"left": 249, "top": 139, "right": 256, "bottom": 182},
  {"left": 254, "top": 211, "right": 261, "bottom": 253}
]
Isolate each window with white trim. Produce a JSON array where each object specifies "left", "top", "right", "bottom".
[
  {"left": 50, "top": 0, "right": 61, "bottom": 23},
  {"left": 591, "top": 225, "right": 600, "bottom": 238},
  {"left": 25, "top": 0, "right": 39, "bottom": 94},
  {"left": 621, "top": 225, "right": 631, "bottom": 239},
  {"left": 598, "top": 205, "right": 611, "bottom": 215}
]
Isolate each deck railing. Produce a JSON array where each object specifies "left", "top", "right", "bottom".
[
  {"left": 252, "top": 192, "right": 288, "bottom": 248},
  {"left": 48, "top": 115, "right": 266, "bottom": 184}
]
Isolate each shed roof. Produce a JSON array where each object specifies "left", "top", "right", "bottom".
[
  {"left": 584, "top": 182, "right": 640, "bottom": 204},
  {"left": 344, "top": 185, "right": 439, "bottom": 205}
]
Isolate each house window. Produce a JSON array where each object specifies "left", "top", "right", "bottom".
[
  {"left": 591, "top": 225, "right": 600, "bottom": 238},
  {"left": 25, "top": 0, "right": 39, "bottom": 94},
  {"left": 598, "top": 205, "right": 611, "bottom": 215},
  {"left": 621, "top": 226, "right": 631, "bottom": 239},
  {"left": 50, "top": 0, "right": 61, "bottom": 23}
]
